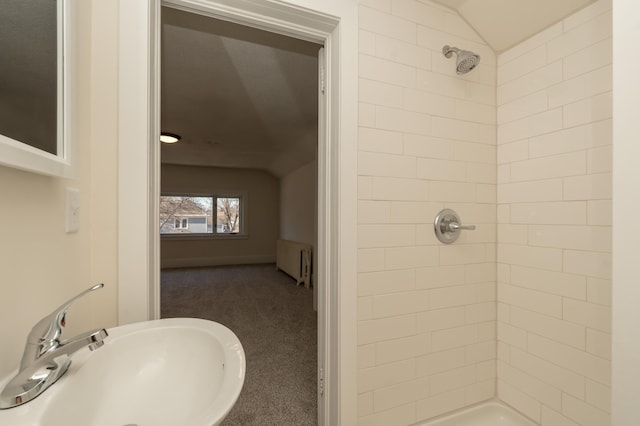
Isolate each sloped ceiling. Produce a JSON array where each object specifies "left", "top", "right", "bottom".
[
  {"left": 161, "top": 7, "right": 320, "bottom": 178},
  {"left": 430, "top": 0, "right": 598, "bottom": 52}
]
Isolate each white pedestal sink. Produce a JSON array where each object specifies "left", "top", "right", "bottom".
[{"left": 0, "top": 318, "right": 246, "bottom": 426}]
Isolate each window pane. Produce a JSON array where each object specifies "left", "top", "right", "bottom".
[
  {"left": 216, "top": 197, "right": 240, "bottom": 233},
  {"left": 160, "top": 196, "right": 213, "bottom": 234}
]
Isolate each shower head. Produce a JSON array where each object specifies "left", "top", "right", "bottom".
[{"left": 442, "top": 45, "right": 481, "bottom": 75}]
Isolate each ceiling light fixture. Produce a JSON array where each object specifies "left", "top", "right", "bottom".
[{"left": 160, "top": 132, "right": 181, "bottom": 144}]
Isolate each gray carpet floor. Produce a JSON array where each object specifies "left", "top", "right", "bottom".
[{"left": 160, "top": 264, "right": 318, "bottom": 425}]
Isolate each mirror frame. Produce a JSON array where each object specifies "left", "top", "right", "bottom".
[{"left": 0, "top": 0, "right": 75, "bottom": 178}]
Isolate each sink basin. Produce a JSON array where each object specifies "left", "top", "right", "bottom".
[{"left": 0, "top": 318, "right": 245, "bottom": 426}]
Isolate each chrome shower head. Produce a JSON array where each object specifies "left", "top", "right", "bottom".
[{"left": 442, "top": 45, "right": 481, "bottom": 75}]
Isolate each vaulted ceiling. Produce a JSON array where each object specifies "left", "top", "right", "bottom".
[{"left": 430, "top": 0, "right": 598, "bottom": 52}]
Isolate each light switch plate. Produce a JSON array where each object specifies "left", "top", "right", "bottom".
[{"left": 66, "top": 187, "right": 80, "bottom": 233}]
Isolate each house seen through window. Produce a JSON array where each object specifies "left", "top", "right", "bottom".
[{"left": 160, "top": 195, "right": 242, "bottom": 235}]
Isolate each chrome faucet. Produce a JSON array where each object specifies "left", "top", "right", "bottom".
[{"left": 0, "top": 284, "right": 108, "bottom": 409}]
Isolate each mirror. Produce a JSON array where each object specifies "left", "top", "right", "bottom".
[{"left": 0, "top": 0, "right": 75, "bottom": 177}]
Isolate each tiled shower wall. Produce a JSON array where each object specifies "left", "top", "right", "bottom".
[
  {"left": 496, "top": 1, "right": 612, "bottom": 425},
  {"left": 356, "top": 0, "right": 497, "bottom": 424}
]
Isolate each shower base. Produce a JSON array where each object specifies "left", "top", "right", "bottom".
[{"left": 415, "top": 400, "right": 538, "bottom": 426}]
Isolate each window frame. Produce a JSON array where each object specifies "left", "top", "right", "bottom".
[{"left": 160, "top": 191, "right": 247, "bottom": 239}]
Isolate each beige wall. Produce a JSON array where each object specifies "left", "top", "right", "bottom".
[
  {"left": 0, "top": 0, "right": 119, "bottom": 378},
  {"left": 161, "top": 164, "right": 279, "bottom": 267},
  {"left": 356, "top": 1, "right": 497, "bottom": 423},
  {"left": 496, "top": 1, "right": 612, "bottom": 424},
  {"left": 280, "top": 160, "right": 317, "bottom": 247}
]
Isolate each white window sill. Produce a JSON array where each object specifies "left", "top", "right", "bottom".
[{"left": 161, "top": 233, "right": 249, "bottom": 241}]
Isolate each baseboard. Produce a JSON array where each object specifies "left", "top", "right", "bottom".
[{"left": 161, "top": 255, "right": 276, "bottom": 269}]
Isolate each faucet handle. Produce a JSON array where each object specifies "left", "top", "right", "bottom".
[{"left": 29, "top": 283, "right": 104, "bottom": 346}]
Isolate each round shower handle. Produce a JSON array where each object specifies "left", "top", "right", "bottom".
[{"left": 434, "top": 209, "right": 476, "bottom": 244}]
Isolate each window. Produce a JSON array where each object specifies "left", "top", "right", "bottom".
[{"left": 160, "top": 194, "right": 244, "bottom": 236}]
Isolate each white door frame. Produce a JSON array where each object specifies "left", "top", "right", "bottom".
[{"left": 117, "top": 1, "right": 358, "bottom": 424}]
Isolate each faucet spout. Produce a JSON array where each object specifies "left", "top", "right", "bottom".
[{"left": 0, "top": 284, "right": 108, "bottom": 409}]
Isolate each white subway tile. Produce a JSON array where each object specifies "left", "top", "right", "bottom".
[
  {"left": 359, "top": 176, "right": 374, "bottom": 200},
  {"left": 375, "top": 34, "right": 432, "bottom": 70},
  {"left": 359, "top": 78, "right": 404, "bottom": 109},
  {"left": 389, "top": 201, "right": 442, "bottom": 224},
  {"left": 416, "top": 347, "right": 466, "bottom": 377},
  {"left": 511, "top": 306, "right": 585, "bottom": 349},
  {"left": 528, "top": 333, "right": 611, "bottom": 385},
  {"left": 358, "top": 224, "right": 415, "bottom": 248},
  {"left": 439, "top": 243, "right": 488, "bottom": 265},
  {"left": 376, "top": 105, "right": 432, "bottom": 136},
  {"left": 358, "top": 404, "right": 416, "bottom": 426},
  {"left": 432, "top": 117, "right": 495, "bottom": 145},
  {"left": 454, "top": 99, "right": 496, "bottom": 125},
  {"left": 359, "top": 127, "right": 403, "bottom": 154},
  {"left": 564, "top": 249, "right": 611, "bottom": 279},
  {"left": 563, "top": 298, "right": 611, "bottom": 332},
  {"left": 358, "top": 200, "right": 391, "bottom": 224},
  {"left": 498, "top": 61, "right": 563, "bottom": 106},
  {"left": 498, "top": 224, "right": 527, "bottom": 245},
  {"left": 359, "top": 344, "right": 376, "bottom": 369},
  {"left": 391, "top": 0, "right": 445, "bottom": 31},
  {"left": 476, "top": 184, "right": 496, "bottom": 204},
  {"left": 562, "top": 393, "right": 611, "bottom": 426},
  {"left": 359, "top": 151, "right": 417, "bottom": 178},
  {"left": 359, "top": 296, "right": 373, "bottom": 320},
  {"left": 464, "top": 81, "right": 496, "bottom": 106},
  {"left": 563, "top": 172, "right": 612, "bottom": 201},
  {"left": 359, "top": 248, "right": 385, "bottom": 272},
  {"left": 498, "top": 108, "right": 563, "bottom": 144},
  {"left": 499, "top": 179, "right": 564, "bottom": 203},
  {"left": 499, "top": 283, "right": 562, "bottom": 318},
  {"left": 372, "top": 177, "right": 429, "bottom": 201},
  {"left": 548, "top": 11, "right": 612, "bottom": 62},
  {"left": 510, "top": 151, "right": 586, "bottom": 182},
  {"left": 359, "top": 269, "right": 416, "bottom": 296},
  {"left": 360, "top": 54, "right": 417, "bottom": 88},
  {"left": 417, "top": 69, "right": 466, "bottom": 99},
  {"left": 587, "top": 277, "right": 612, "bottom": 306},
  {"left": 510, "top": 265, "right": 587, "bottom": 300},
  {"left": 548, "top": 65, "right": 612, "bottom": 108},
  {"left": 373, "top": 377, "right": 428, "bottom": 412},
  {"left": 403, "top": 88, "right": 455, "bottom": 117},
  {"left": 497, "top": 90, "right": 548, "bottom": 125},
  {"left": 498, "top": 321, "right": 527, "bottom": 349},
  {"left": 528, "top": 225, "right": 611, "bottom": 252},
  {"left": 385, "top": 246, "right": 440, "bottom": 270},
  {"left": 359, "top": 314, "right": 416, "bottom": 345},
  {"left": 373, "top": 290, "right": 429, "bottom": 318},
  {"left": 359, "top": 391, "right": 374, "bottom": 417},
  {"left": 415, "top": 265, "right": 465, "bottom": 289},
  {"left": 588, "top": 200, "right": 612, "bottom": 226},
  {"left": 417, "top": 306, "right": 466, "bottom": 333},
  {"left": 429, "top": 365, "right": 477, "bottom": 395},
  {"left": 510, "top": 346, "right": 586, "bottom": 398},
  {"left": 511, "top": 201, "right": 587, "bottom": 225},
  {"left": 498, "top": 361, "right": 562, "bottom": 410},
  {"left": 454, "top": 141, "right": 496, "bottom": 164},
  {"left": 588, "top": 145, "right": 612, "bottom": 174},
  {"left": 465, "top": 262, "right": 496, "bottom": 283},
  {"left": 564, "top": 38, "right": 612, "bottom": 80},
  {"left": 376, "top": 333, "right": 431, "bottom": 365},
  {"left": 541, "top": 407, "right": 580, "bottom": 426},
  {"left": 563, "top": 92, "right": 612, "bottom": 128},
  {"left": 417, "top": 24, "right": 465, "bottom": 52},
  {"left": 360, "top": 30, "right": 377, "bottom": 55},
  {"left": 430, "top": 181, "right": 477, "bottom": 202},
  {"left": 586, "top": 378, "right": 611, "bottom": 413},
  {"left": 497, "top": 380, "right": 542, "bottom": 423},
  {"left": 466, "top": 162, "right": 497, "bottom": 184},
  {"left": 416, "top": 158, "right": 466, "bottom": 181},
  {"left": 497, "top": 140, "right": 528, "bottom": 164},
  {"left": 360, "top": 0, "right": 392, "bottom": 13},
  {"left": 587, "top": 328, "right": 611, "bottom": 360},
  {"left": 497, "top": 244, "right": 563, "bottom": 272},
  {"left": 431, "top": 324, "right": 478, "bottom": 351},
  {"left": 429, "top": 284, "right": 477, "bottom": 310},
  {"left": 358, "top": 358, "right": 416, "bottom": 393},
  {"left": 466, "top": 302, "right": 496, "bottom": 324},
  {"left": 404, "top": 134, "right": 455, "bottom": 160},
  {"left": 360, "top": 102, "right": 376, "bottom": 127},
  {"left": 359, "top": 4, "right": 417, "bottom": 43},
  {"left": 415, "top": 388, "right": 466, "bottom": 421},
  {"left": 465, "top": 379, "right": 495, "bottom": 405},
  {"left": 498, "top": 45, "right": 547, "bottom": 86}
]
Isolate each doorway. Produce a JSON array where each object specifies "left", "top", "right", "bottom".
[
  {"left": 159, "top": 8, "right": 321, "bottom": 423},
  {"left": 117, "top": 1, "right": 358, "bottom": 424}
]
